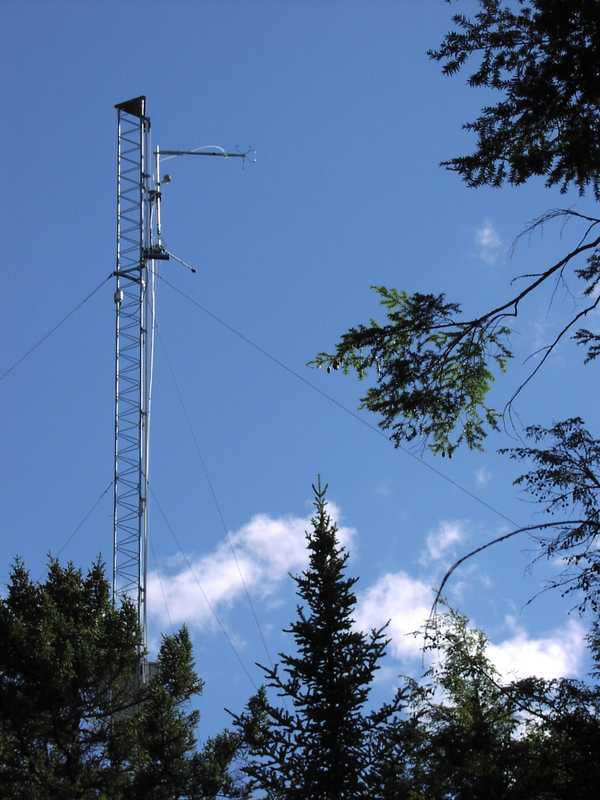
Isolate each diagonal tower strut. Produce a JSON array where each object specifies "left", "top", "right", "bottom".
[
  {"left": 112, "top": 96, "right": 250, "bottom": 675},
  {"left": 113, "top": 97, "right": 152, "bottom": 651}
]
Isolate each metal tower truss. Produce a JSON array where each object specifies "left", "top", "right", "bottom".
[
  {"left": 113, "top": 97, "right": 151, "bottom": 647},
  {"left": 112, "top": 96, "right": 248, "bottom": 668}
]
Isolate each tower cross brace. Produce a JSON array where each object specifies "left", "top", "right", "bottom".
[
  {"left": 113, "top": 96, "right": 152, "bottom": 653},
  {"left": 112, "top": 96, "right": 248, "bottom": 669}
]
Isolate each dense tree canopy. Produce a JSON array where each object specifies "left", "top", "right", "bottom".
[
  {"left": 407, "top": 612, "right": 523, "bottom": 799},
  {"left": 403, "top": 609, "right": 600, "bottom": 799},
  {"left": 230, "top": 482, "right": 600, "bottom": 798},
  {"left": 3, "top": 499, "right": 600, "bottom": 798},
  {"left": 0, "top": 558, "right": 243, "bottom": 799}
]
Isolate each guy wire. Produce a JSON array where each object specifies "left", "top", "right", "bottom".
[
  {"left": 150, "top": 484, "right": 259, "bottom": 691},
  {"left": 1, "top": 273, "right": 112, "bottom": 384},
  {"left": 158, "top": 274, "right": 520, "bottom": 530},
  {"left": 157, "top": 331, "right": 274, "bottom": 668}
]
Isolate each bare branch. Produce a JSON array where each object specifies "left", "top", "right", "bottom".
[
  {"left": 479, "top": 233, "right": 600, "bottom": 326},
  {"left": 510, "top": 272, "right": 546, "bottom": 285},
  {"left": 511, "top": 209, "right": 600, "bottom": 256},
  {"left": 504, "top": 295, "right": 600, "bottom": 415},
  {"left": 429, "top": 519, "right": 588, "bottom": 620}
]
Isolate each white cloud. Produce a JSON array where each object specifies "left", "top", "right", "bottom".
[
  {"left": 474, "top": 220, "right": 502, "bottom": 264},
  {"left": 148, "top": 502, "right": 355, "bottom": 629},
  {"left": 446, "top": 563, "right": 493, "bottom": 602},
  {"left": 475, "top": 466, "right": 491, "bottom": 487},
  {"left": 150, "top": 498, "right": 586, "bottom": 685},
  {"left": 354, "top": 571, "right": 586, "bottom": 681},
  {"left": 355, "top": 571, "right": 433, "bottom": 659},
  {"left": 420, "top": 520, "right": 467, "bottom": 565},
  {"left": 488, "top": 619, "right": 586, "bottom": 681}
]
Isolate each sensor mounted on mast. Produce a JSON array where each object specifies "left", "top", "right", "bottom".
[{"left": 112, "top": 96, "right": 250, "bottom": 681}]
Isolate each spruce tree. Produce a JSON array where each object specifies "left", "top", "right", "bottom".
[
  {"left": 233, "top": 480, "right": 409, "bottom": 800},
  {"left": 0, "top": 557, "right": 242, "bottom": 799}
]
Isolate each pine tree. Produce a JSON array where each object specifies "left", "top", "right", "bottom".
[
  {"left": 125, "top": 627, "right": 246, "bottom": 800},
  {"left": 233, "top": 480, "right": 409, "bottom": 800}
]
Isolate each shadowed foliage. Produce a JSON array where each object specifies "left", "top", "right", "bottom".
[
  {"left": 429, "top": 0, "right": 600, "bottom": 197},
  {"left": 313, "top": 2, "right": 600, "bottom": 457},
  {"left": 0, "top": 558, "right": 244, "bottom": 799}
]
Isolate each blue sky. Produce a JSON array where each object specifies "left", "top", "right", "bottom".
[{"left": 1, "top": 0, "right": 598, "bottom": 740}]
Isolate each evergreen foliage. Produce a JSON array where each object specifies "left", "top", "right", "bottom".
[
  {"left": 232, "top": 480, "right": 410, "bottom": 799},
  {"left": 404, "top": 608, "right": 600, "bottom": 799},
  {"left": 428, "top": 0, "right": 600, "bottom": 198},
  {"left": 232, "top": 542, "right": 600, "bottom": 799},
  {"left": 313, "top": 1, "right": 600, "bottom": 457},
  {"left": 0, "top": 557, "right": 242, "bottom": 799},
  {"left": 311, "top": 287, "right": 511, "bottom": 457},
  {"left": 499, "top": 418, "right": 600, "bottom": 612},
  {"left": 410, "top": 611, "right": 522, "bottom": 799}
]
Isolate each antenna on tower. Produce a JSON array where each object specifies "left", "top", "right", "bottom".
[{"left": 112, "top": 97, "right": 249, "bottom": 682}]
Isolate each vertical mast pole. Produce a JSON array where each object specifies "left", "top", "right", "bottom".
[
  {"left": 112, "top": 97, "right": 246, "bottom": 679},
  {"left": 113, "top": 96, "right": 150, "bottom": 663}
]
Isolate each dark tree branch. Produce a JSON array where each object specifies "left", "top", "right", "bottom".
[
  {"left": 430, "top": 519, "right": 588, "bottom": 619},
  {"left": 504, "top": 294, "right": 600, "bottom": 416}
]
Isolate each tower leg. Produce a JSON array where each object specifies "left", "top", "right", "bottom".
[{"left": 113, "top": 97, "right": 151, "bottom": 660}]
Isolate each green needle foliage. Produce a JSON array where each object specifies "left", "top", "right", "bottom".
[
  {"left": 311, "top": 287, "right": 511, "bottom": 457},
  {"left": 0, "top": 558, "right": 242, "bottom": 799},
  {"left": 232, "top": 480, "right": 411, "bottom": 800},
  {"left": 413, "top": 611, "right": 521, "bottom": 799},
  {"left": 500, "top": 417, "right": 600, "bottom": 612},
  {"left": 313, "top": 1, "right": 600, "bottom": 457},
  {"left": 403, "top": 609, "right": 600, "bottom": 800},
  {"left": 429, "top": 0, "right": 600, "bottom": 198}
]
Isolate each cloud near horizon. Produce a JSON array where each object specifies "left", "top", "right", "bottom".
[
  {"left": 148, "top": 502, "right": 355, "bottom": 629},
  {"left": 149, "top": 503, "right": 587, "bottom": 683},
  {"left": 355, "top": 570, "right": 587, "bottom": 680}
]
